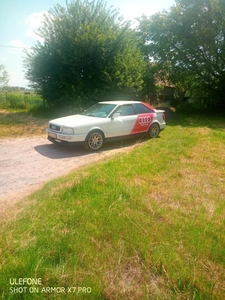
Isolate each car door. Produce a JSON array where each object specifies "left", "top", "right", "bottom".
[
  {"left": 107, "top": 104, "right": 137, "bottom": 138},
  {"left": 130, "top": 103, "right": 155, "bottom": 134}
]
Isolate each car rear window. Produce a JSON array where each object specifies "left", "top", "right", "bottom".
[{"left": 134, "top": 103, "right": 154, "bottom": 114}]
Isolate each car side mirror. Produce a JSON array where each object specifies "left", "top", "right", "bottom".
[{"left": 111, "top": 112, "right": 120, "bottom": 119}]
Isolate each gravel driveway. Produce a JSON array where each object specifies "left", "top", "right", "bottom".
[{"left": 0, "top": 137, "right": 136, "bottom": 214}]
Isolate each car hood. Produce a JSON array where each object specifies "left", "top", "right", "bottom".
[{"left": 49, "top": 114, "right": 104, "bottom": 127}]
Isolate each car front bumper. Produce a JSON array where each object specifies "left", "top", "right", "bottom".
[{"left": 46, "top": 129, "right": 85, "bottom": 143}]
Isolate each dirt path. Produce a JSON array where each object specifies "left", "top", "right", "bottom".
[{"left": 0, "top": 137, "right": 137, "bottom": 215}]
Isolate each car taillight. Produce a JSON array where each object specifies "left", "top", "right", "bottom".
[{"left": 162, "top": 114, "right": 166, "bottom": 121}]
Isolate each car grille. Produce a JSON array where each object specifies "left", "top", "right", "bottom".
[{"left": 49, "top": 124, "right": 61, "bottom": 132}]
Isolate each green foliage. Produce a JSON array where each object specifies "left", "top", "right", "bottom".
[
  {"left": 24, "top": 0, "right": 147, "bottom": 106},
  {"left": 5, "top": 92, "right": 43, "bottom": 110},
  {"left": 139, "top": 63, "right": 158, "bottom": 101},
  {"left": 138, "top": 0, "right": 225, "bottom": 110},
  {"left": 0, "top": 92, "right": 6, "bottom": 103},
  {"left": 7, "top": 93, "right": 26, "bottom": 109},
  {"left": 176, "top": 102, "right": 203, "bottom": 114},
  {"left": 0, "top": 64, "right": 9, "bottom": 87}
]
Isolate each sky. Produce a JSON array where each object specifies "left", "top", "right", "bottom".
[{"left": 0, "top": 0, "right": 175, "bottom": 88}]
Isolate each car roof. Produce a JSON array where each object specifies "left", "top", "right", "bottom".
[{"left": 99, "top": 100, "right": 141, "bottom": 105}]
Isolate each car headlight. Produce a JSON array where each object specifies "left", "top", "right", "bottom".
[{"left": 61, "top": 127, "right": 74, "bottom": 134}]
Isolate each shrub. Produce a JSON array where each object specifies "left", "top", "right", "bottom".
[
  {"left": 176, "top": 101, "right": 204, "bottom": 114},
  {"left": 6, "top": 92, "right": 43, "bottom": 110},
  {"left": 7, "top": 93, "right": 26, "bottom": 109},
  {"left": 24, "top": 94, "right": 43, "bottom": 108},
  {"left": 0, "top": 92, "right": 7, "bottom": 103}
]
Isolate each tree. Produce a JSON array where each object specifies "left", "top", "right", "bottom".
[
  {"left": 138, "top": 0, "right": 225, "bottom": 109},
  {"left": 0, "top": 64, "right": 9, "bottom": 87},
  {"left": 24, "top": 0, "right": 146, "bottom": 106}
]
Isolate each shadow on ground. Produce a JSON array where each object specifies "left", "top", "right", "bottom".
[{"left": 34, "top": 137, "right": 146, "bottom": 159}]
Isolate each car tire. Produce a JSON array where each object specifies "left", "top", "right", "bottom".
[
  {"left": 85, "top": 130, "right": 104, "bottom": 151},
  {"left": 148, "top": 123, "right": 160, "bottom": 138}
]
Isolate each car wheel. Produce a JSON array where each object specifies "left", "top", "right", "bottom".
[
  {"left": 149, "top": 123, "right": 160, "bottom": 138},
  {"left": 85, "top": 130, "right": 104, "bottom": 151}
]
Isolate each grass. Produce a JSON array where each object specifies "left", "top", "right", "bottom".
[
  {"left": 0, "top": 109, "right": 48, "bottom": 138},
  {"left": 0, "top": 110, "right": 225, "bottom": 299},
  {"left": 0, "top": 98, "right": 82, "bottom": 138},
  {"left": 0, "top": 95, "right": 48, "bottom": 137}
]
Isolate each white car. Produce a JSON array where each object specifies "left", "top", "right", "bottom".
[{"left": 46, "top": 101, "right": 166, "bottom": 151}]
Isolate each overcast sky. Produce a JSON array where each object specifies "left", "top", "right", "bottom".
[{"left": 0, "top": 0, "right": 175, "bottom": 87}]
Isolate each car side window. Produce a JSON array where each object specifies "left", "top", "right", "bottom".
[
  {"left": 115, "top": 105, "right": 135, "bottom": 116},
  {"left": 134, "top": 103, "right": 154, "bottom": 114}
]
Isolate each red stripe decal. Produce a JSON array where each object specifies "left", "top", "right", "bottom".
[{"left": 131, "top": 114, "right": 153, "bottom": 134}]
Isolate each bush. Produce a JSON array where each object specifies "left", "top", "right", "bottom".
[
  {"left": 24, "top": 94, "right": 43, "bottom": 108},
  {"left": 6, "top": 92, "right": 43, "bottom": 110},
  {"left": 176, "top": 101, "right": 204, "bottom": 114},
  {"left": 0, "top": 92, "right": 7, "bottom": 103},
  {"left": 7, "top": 93, "right": 26, "bottom": 109}
]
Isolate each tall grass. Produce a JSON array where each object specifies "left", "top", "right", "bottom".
[
  {"left": 0, "top": 114, "right": 225, "bottom": 299},
  {"left": 5, "top": 92, "right": 43, "bottom": 110},
  {"left": 0, "top": 92, "right": 48, "bottom": 137},
  {"left": 0, "top": 91, "right": 43, "bottom": 110}
]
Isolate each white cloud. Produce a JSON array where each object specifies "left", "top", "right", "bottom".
[
  {"left": 24, "top": 11, "right": 49, "bottom": 41},
  {"left": 9, "top": 40, "right": 32, "bottom": 54},
  {"left": 10, "top": 39, "right": 30, "bottom": 49}
]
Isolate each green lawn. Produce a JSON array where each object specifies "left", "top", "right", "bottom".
[{"left": 0, "top": 112, "right": 225, "bottom": 299}]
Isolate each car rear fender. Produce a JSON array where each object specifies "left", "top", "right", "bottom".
[{"left": 154, "top": 109, "right": 166, "bottom": 122}]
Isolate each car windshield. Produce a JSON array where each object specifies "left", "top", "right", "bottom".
[{"left": 81, "top": 103, "right": 117, "bottom": 118}]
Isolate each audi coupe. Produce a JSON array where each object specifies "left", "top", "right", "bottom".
[{"left": 46, "top": 101, "right": 166, "bottom": 151}]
